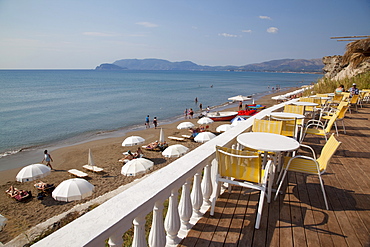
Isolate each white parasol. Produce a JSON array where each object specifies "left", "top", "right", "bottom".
[
  {"left": 194, "top": 132, "right": 217, "bottom": 143},
  {"left": 162, "top": 144, "right": 189, "bottom": 158},
  {"left": 177, "top": 122, "right": 195, "bottom": 129},
  {"left": 197, "top": 117, "right": 214, "bottom": 125},
  {"left": 52, "top": 178, "right": 95, "bottom": 202},
  {"left": 216, "top": 124, "right": 234, "bottom": 133},
  {"left": 16, "top": 163, "right": 51, "bottom": 183},
  {"left": 231, "top": 116, "right": 247, "bottom": 126},
  {"left": 122, "top": 136, "right": 145, "bottom": 146},
  {"left": 159, "top": 128, "right": 165, "bottom": 143},
  {"left": 228, "top": 95, "right": 252, "bottom": 102},
  {"left": 121, "top": 158, "right": 154, "bottom": 176},
  {"left": 0, "top": 214, "right": 7, "bottom": 231}
]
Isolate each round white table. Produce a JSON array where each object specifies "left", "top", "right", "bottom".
[
  {"left": 237, "top": 132, "right": 300, "bottom": 153},
  {"left": 237, "top": 132, "right": 300, "bottom": 202},
  {"left": 270, "top": 112, "right": 305, "bottom": 119},
  {"left": 292, "top": 101, "right": 318, "bottom": 106}
]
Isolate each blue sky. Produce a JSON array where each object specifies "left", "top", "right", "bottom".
[{"left": 0, "top": 0, "right": 369, "bottom": 69}]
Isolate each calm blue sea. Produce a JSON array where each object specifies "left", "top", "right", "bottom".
[{"left": 0, "top": 70, "right": 321, "bottom": 170}]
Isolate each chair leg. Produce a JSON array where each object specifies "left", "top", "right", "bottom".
[
  {"left": 334, "top": 122, "right": 339, "bottom": 136},
  {"left": 342, "top": 120, "right": 346, "bottom": 134},
  {"left": 255, "top": 188, "right": 266, "bottom": 229},
  {"left": 274, "top": 169, "right": 288, "bottom": 201},
  {"left": 318, "top": 175, "right": 329, "bottom": 210}
]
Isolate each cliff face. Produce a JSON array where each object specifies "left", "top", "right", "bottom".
[
  {"left": 323, "top": 38, "right": 370, "bottom": 80},
  {"left": 323, "top": 55, "right": 370, "bottom": 80}
]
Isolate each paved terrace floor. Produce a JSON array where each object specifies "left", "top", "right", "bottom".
[{"left": 179, "top": 104, "right": 370, "bottom": 247}]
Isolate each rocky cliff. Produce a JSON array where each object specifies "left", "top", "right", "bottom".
[{"left": 322, "top": 38, "right": 370, "bottom": 80}]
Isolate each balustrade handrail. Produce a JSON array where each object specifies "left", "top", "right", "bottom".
[{"left": 33, "top": 100, "right": 292, "bottom": 247}]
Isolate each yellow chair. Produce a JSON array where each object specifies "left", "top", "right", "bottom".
[
  {"left": 274, "top": 134, "right": 342, "bottom": 210},
  {"left": 330, "top": 94, "right": 344, "bottom": 105},
  {"left": 211, "top": 146, "right": 271, "bottom": 229},
  {"left": 341, "top": 92, "right": 350, "bottom": 101},
  {"left": 300, "top": 112, "right": 338, "bottom": 142},
  {"left": 252, "top": 119, "right": 283, "bottom": 134},
  {"left": 321, "top": 102, "right": 349, "bottom": 135},
  {"left": 348, "top": 94, "right": 359, "bottom": 113},
  {"left": 283, "top": 104, "right": 304, "bottom": 115}
]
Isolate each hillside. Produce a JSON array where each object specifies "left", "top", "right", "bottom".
[{"left": 95, "top": 58, "right": 324, "bottom": 72}]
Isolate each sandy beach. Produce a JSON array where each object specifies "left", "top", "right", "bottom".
[{"left": 0, "top": 88, "right": 296, "bottom": 244}]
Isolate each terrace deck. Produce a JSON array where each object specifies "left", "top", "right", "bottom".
[{"left": 179, "top": 104, "right": 370, "bottom": 247}]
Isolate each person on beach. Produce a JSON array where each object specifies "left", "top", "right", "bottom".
[
  {"left": 133, "top": 147, "right": 143, "bottom": 158},
  {"left": 42, "top": 150, "right": 53, "bottom": 169},
  {"left": 195, "top": 97, "right": 198, "bottom": 103},
  {"left": 239, "top": 101, "right": 243, "bottom": 110},
  {"left": 199, "top": 103, "right": 203, "bottom": 112},
  {"left": 153, "top": 117, "right": 158, "bottom": 129},
  {"left": 188, "top": 108, "right": 194, "bottom": 119},
  {"left": 206, "top": 106, "right": 210, "bottom": 113},
  {"left": 335, "top": 84, "right": 345, "bottom": 94},
  {"left": 145, "top": 115, "right": 150, "bottom": 128},
  {"left": 184, "top": 109, "right": 188, "bottom": 119}
]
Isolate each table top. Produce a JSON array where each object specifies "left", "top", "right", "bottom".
[
  {"left": 237, "top": 132, "right": 300, "bottom": 152},
  {"left": 292, "top": 101, "right": 318, "bottom": 106},
  {"left": 270, "top": 112, "right": 305, "bottom": 119}
]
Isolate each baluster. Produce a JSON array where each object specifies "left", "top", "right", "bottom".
[
  {"left": 164, "top": 188, "right": 181, "bottom": 245},
  {"left": 132, "top": 215, "right": 147, "bottom": 247},
  {"left": 191, "top": 169, "right": 203, "bottom": 217},
  {"left": 148, "top": 201, "right": 166, "bottom": 247},
  {"left": 201, "top": 163, "right": 212, "bottom": 206},
  {"left": 108, "top": 231, "right": 123, "bottom": 247},
  {"left": 179, "top": 178, "right": 192, "bottom": 230}
]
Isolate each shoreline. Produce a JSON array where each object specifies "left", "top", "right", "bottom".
[
  {"left": 0, "top": 87, "right": 298, "bottom": 244},
  {"left": 0, "top": 87, "right": 279, "bottom": 173}
]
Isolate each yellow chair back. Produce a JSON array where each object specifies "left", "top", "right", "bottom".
[
  {"left": 283, "top": 105, "right": 304, "bottom": 115},
  {"left": 252, "top": 119, "right": 283, "bottom": 134},
  {"left": 316, "top": 134, "right": 342, "bottom": 172},
  {"left": 349, "top": 94, "right": 359, "bottom": 104},
  {"left": 325, "top": 112, "right": 339, "bottom": 133},
  {"left": 216, "top": 146, "right": 263, "bottom": 184}
]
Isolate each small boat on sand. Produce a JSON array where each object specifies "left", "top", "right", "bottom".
[{"left": 207, "top": 111, "right": 238, "bottom": 121}]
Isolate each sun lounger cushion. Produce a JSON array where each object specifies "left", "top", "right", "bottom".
[
  {"left": 68, "top": 169, "right": 88, "bottom": 178},
  {"left": 82, "top": 165, "right": 104, "bottom": 172},
  {"left": 168, "top": 136, "right": 185, "bottom": 141}
]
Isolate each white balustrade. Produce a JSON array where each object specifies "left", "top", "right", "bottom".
[{"left": 31, "top": 101, "right": 288, "bottom": 247}]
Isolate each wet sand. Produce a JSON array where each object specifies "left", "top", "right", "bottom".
[{"left": 0, "top": 88, "right": 295, "bottom": 244}]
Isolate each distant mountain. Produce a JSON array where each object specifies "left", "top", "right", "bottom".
[
  {"left": 95, "top": 58, "right": 324, "bottom": 72},
  {"left": 238, "top": 58, "right": 324, "bottom": 72},
  {"left": 95, "top": 63, "right": 127, "bottom": 70}
]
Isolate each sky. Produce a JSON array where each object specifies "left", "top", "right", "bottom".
[{"left": 0, "top": 0, "right": 369, "bottom": 69}]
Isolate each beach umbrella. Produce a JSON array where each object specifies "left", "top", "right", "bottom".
[
  {"left": 194, "top": 132, "right": 217, "bottom": 143},
  {"left": 16, "top": 163, "right": 51, "bottom": 183},
  {"left": 52, "top": 178, "right": 94, "bottom": 202},
  {"left": 231, "top": 116, "right": 247, "bottom": 126},
  {"left": 162, "top": 144, "right": 189, "bottom": 158},
  {"left": 0, "top": 214, "right": 7, "bottom": 231},
  {"left": 159, "top": 128, "right": 165, "bottom": 143},
  {"left": 122, "top": 136, "right": 145, "bottom": 146},
  {"left": 121, "top": 158, "right": 154, "bottom": 176},
  {"left": 216, "top": 124, "right": 234, "bottom": 133},
  {"left": 197, "top": 117, "right": 214, "bottom": 125},
  {"left": 228, "top": 95, "right": 252, "bottom": 102},
  {"left": 177, "top": 122, "right": 195, "bottom": 129}
]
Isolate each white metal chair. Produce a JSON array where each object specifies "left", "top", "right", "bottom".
[
  {"left": 211, "top": 146, "right": 272, "bottom": 229},
  {"left": 274, "top": 134, "right": 342, "bottom": 210}
]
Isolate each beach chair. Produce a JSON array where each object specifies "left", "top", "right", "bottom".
[
  {"left": 252, "top": 119, "right": 283, "bottom": 135},
  {"left": 168, "top": 136, "right": 185, "bottom": 141},
  {"left": 275, "top": 134, "right": 341, "bottom": 210},
  {"left": 68, "top": 169, "right": 88, "bottom": 178},
  {"left": 82, "top": 165, "right": 104, "bottom": 172},
  {"left": 348, "top": 94, "right": 360, "bottom": 113},
  {"left": 300, "top": 112, "right": 338, "bottom": 142},
  {"left": 320, "top": 102, "right": 349, "bottom": 135},
  {"left": 211, "top": 146, "right": 271, "bottom": 229}
]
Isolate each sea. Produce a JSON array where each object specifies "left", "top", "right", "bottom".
[{"left": 0, "top": 70, "right": 322, "bottom": 171}]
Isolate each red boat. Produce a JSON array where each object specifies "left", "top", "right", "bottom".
[{"left": 207, "top": 111, "right": 238, "bottom": 121}]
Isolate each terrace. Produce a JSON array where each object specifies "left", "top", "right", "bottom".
[{"left": 32, "top": 99, "right": 370, "bottom": 247}]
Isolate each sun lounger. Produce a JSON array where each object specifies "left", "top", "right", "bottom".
[
  {"left": 182, "top": 134, "right": 193, "bottom": 139},
  {"left": 82, "top": 165, "right": 104, "bottom": 172},
  {"left": 68, "top": 169, "right": 88, "bottom": 178},
  {"left": 168, "top": 136, "right": 185, "bottom": 141}
]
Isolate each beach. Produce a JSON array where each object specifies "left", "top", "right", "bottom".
[{"left": 0, "top": 88, "right": 295, "bottom": 244}]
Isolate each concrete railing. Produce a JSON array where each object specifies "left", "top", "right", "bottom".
[{"left": 33, "top": 101, "right": 290, "bottom": 247}]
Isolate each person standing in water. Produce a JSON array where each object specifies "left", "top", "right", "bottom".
[{"left": 42, "top": 150, "right": 53, "bottom": 169}]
